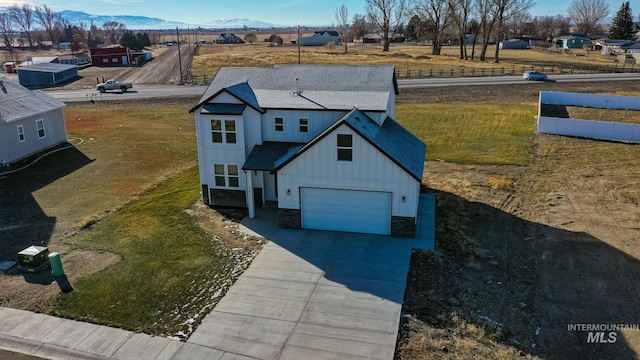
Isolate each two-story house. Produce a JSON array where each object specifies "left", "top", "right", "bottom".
[{"left": 190, "top": 65, "right": 426, "bottom": 237}]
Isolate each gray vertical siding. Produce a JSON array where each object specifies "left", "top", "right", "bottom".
[{"left": 0, "top": 108, "right": 68, "bottom": 165}]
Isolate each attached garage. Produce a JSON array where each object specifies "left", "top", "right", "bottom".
[{"left": 300, "top": 188, "right": 391, "bottom": 235}]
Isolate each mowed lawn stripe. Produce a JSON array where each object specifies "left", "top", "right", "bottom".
[{"left": 396, "top": 103, "right": 537, "bottom": 165}]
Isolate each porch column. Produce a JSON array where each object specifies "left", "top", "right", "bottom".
[{"left": 246, "top": 171, "right": 255, "bottom": 218}]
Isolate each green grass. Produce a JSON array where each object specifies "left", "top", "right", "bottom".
[
  {"left": 54, "top": 166, "right": 239, "bottom": 338},
  {"left": 396, "top": 103, "right": 538, "bottom": 165}
]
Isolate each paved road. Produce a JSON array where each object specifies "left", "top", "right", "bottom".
[
  {"left": 44, "top": 85, "right": 207, "bottom": 102},
  {"left": 398, "top": 72, "right": 640, "bottom": 88},
  {"left": 44, "top": 73, "right": 640, "bottom": 102}
]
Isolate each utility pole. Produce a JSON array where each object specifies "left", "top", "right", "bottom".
[
  {"left": 297, "top": 22, "right": 301, "bottom": 64},
  {"left": 176, "top": 27, "right": 183, "bottom": 83}
]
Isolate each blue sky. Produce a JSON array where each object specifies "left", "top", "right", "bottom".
[{"left": 0, "top": 0, "right": 618, "bottom": 26}]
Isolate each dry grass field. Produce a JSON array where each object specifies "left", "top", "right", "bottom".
[{"left": 190, "top": 42, "right": 626, "bottom": 81}]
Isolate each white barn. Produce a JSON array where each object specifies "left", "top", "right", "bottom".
[
  {"left": 190, "top": 65, "right": 426, "bottom": 237},
  {"left": 0, "top": 77, "right": 68, "bottom": 167}
]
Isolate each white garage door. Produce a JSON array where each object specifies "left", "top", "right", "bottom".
[{"left": 300, "top": 188, "right": 391, "bottom": 235}]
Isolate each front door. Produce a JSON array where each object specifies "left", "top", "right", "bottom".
[{"left": 264, "top": 173, "right": 277, "bottom": 201}]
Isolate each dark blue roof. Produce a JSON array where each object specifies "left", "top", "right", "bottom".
[
  {"left": 275, "top": 108, "right": 425, "bottom": 181},
  {"left": 343, "top": 109, "right": 425, "bottom": 180},
  {"left": 225, "top": 82, "right": 264, "bottom": 113},
  {"left": 202, "top": 103, "right": 246, "bottom": 115},
  {"left": 243, "top": 141, "right": 305, "bottom": 171}
]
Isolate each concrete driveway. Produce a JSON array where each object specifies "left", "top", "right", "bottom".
[{"left": 187, "top": 228, "right": 414, "bottom": 360}]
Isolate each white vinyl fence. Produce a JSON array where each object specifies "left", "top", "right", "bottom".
[{"left": 538, "top": 91, "right": 640, "bottom": 143}]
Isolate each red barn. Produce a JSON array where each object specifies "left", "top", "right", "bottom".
[{"left": 90, "top": 46, "right": 133, "bottom": 66}]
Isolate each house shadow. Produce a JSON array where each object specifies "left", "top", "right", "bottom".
[
  {"left": 399, "top": 189, "right": 640, "bottom": 359},
  {"left": 239, "top": 188, "right": 640, "bottom": 359},
  {"left": 0, "top": 145, "right": 94, "bottom": 271}
]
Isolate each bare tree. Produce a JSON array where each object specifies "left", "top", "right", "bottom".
[
  {"left": 8, "top": 3, "right": 36, "bottom": 48},
  {"left": 447, "top": 0, "right": 473, "bottom": 59},
  {"left": 35, "top": 5, "right": 65, "bottom": 45},
  {"left": 366, "top": 0, "right": 408, "bottom": 51},
  {"left": 0, "top": 12, "right": 17, "bottom": 61},
  {"left": 414, "top": 0, "right": 450, "bottom": 55},
  {"left": 102, "top": 21, "right": 126, "bottom": 45},
  {"left": 475, "top": 0, "right": 499, "bottom": 60},
  {"left": 243, "top": 33, "right": 257, "bottom": 44},
  {"left": 491, "top": 0, "right": 535, "bottom": 63},
  {"left": 336, "top": 4, "right": 350, "bottom": 53},
  {"left": 506, "top": 10, "right": 532, "bottom": 37},
  {"left": 567, "top": 0, "right": 609, "bottom": 34},
  {"left": 351, "top": 13, "right": 370, "bottom": 41}
]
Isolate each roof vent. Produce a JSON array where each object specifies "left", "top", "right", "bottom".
[{"left": 294, "top": 77, "right": 300, "bottom": 96}]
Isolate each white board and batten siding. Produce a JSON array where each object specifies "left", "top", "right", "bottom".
[
  {"left": 0, "top": 108, "right": 67, "bottom": 164},
  {"left": 277, "top": 124, "right": 420, "bottom": 219},
  {"left": 262, "top": 110, "right": 348, "bottom": 143},
  {"left": 196, "top": 111, "right": 247, "bottom": 190}
]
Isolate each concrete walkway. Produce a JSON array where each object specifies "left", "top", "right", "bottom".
[{"left": 0, "top": 195, "right": 435, "bottom": 359}]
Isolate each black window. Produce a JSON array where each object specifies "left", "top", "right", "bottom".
[{"left": 337, "top": 134, "right": 352, "bottom": 161}]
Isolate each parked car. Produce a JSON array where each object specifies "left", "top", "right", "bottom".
[
  {"left": 523, "top": 71, "right": 548, "bottom": 81},
  {"left": 96, "top": 79, "right": 133, "bottom": 93}
]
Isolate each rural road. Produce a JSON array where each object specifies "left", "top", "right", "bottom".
[{"left": 44, "top": 73, "right": 640, "bottom": 102}]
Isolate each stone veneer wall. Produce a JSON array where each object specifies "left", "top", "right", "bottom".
[
  {"left": 208, "top": 188, "right": 246, "bottom": 208},
  {"left": 391, "top": 216, "right": 416, "bottom": 238},
  {"left": 202, "top": 185, "right": 210, "bottom": 205},
  {"left": 279, "top": 208, "right": 301, "bottom": 229}
]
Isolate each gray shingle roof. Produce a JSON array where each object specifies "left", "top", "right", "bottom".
[
  {"left": 242, "top": 141, "right": 305, "bottom": 171},
  {"left": 192, "top": 65, "right": 397, "bottom": 112},
  {"left": 0, "top": 77, "right": 66, "bottom": 123},
  {"left": 202, "top": 104, "right": 246, "bottom": 115},
  {"left": 276, "top": 108, "right": 425, "bottom": 181}
]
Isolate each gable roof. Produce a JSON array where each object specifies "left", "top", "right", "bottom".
[
  {"left": 190, "top": 81, "right": 264, "bottom": 113},
  {"left": 0, "top": 77, "right": 66, "bottom": 124},
  {"left": 191, "top": 65, "right": 398, "bottom": 113},
  {"left": 275, "top": 108, "right": 425, "bottom": 181}
]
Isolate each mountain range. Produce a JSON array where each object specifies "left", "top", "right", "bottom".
[{"left": 0, "top": 8, "right": 276, "bottom": 30}]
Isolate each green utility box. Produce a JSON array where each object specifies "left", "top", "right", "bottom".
[
  {"left": 49, "top": 252, "right": 65, "bottom": 277},
  {"left": 17, "top": 246, "right": 50, "bottom": 273}
]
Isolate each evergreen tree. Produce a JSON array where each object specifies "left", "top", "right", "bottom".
[{"left": 609, "top": 2, "right": 634, "bottom": 39}]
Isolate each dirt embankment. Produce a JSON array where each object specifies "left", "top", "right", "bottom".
[{"left": 398, "top": 134, "right": 640, "bottom": 359}]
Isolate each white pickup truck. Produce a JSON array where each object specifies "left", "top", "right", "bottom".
[{"left": 96, "top": 79, "right": 133, "bottom": 93}]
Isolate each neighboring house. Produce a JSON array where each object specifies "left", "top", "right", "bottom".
[
  {"left": 499, "top": 39, "right": 529, "bottom": 49},
  {"left": 216, "top": 33, "right": 245, "bottom": 44},
  {"left": 601, "top": 40, "right": 636, "bottom": 55},
  {"left": 190, "top": 65, "right": 426, "bottom": 237},
  {"left": 299, "top": 31, "right": 340, "bottom": 46},
  {"left": 16, "top": 63, "right": 78, "bottom": 89},
  {"left": 362, "top": 33, "right": 405, "bottom": 44},
  {"left": 90, "top": 46, "right": 133, "bottom": 66},
  {"left": 561, "top": 36, "right": 592, "bottom": 49},
  {"left": 0, "top": 77, "right": 68, "bottom": 166}
]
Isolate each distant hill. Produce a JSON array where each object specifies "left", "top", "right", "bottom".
[{"left": 54, "top": 10, "right": 274, "bottom": 30}]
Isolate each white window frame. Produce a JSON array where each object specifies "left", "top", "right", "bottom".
[
  {"left": 102, "top": 58, "right": 109, "bottom": 63},
  {"left": 337, "top": 133, "right": 353, "bottom": 162},
  {"left": 16, "top": 124, "right": 25, "bottom": 142},
  {"left": 275, "top": 117, "right": 284, "bottom": 132},
  {"left": 210, "top": 119, "right": 236, "bottom": 144},
  {"left": 36, "top": 119, "right": 45, "bottom": 139},
  {"left": 213, "top": 163, "right": 240, "bottom": 188},
  {"left": 299, "top": 118, "right": 308, "bottom": 133}
]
